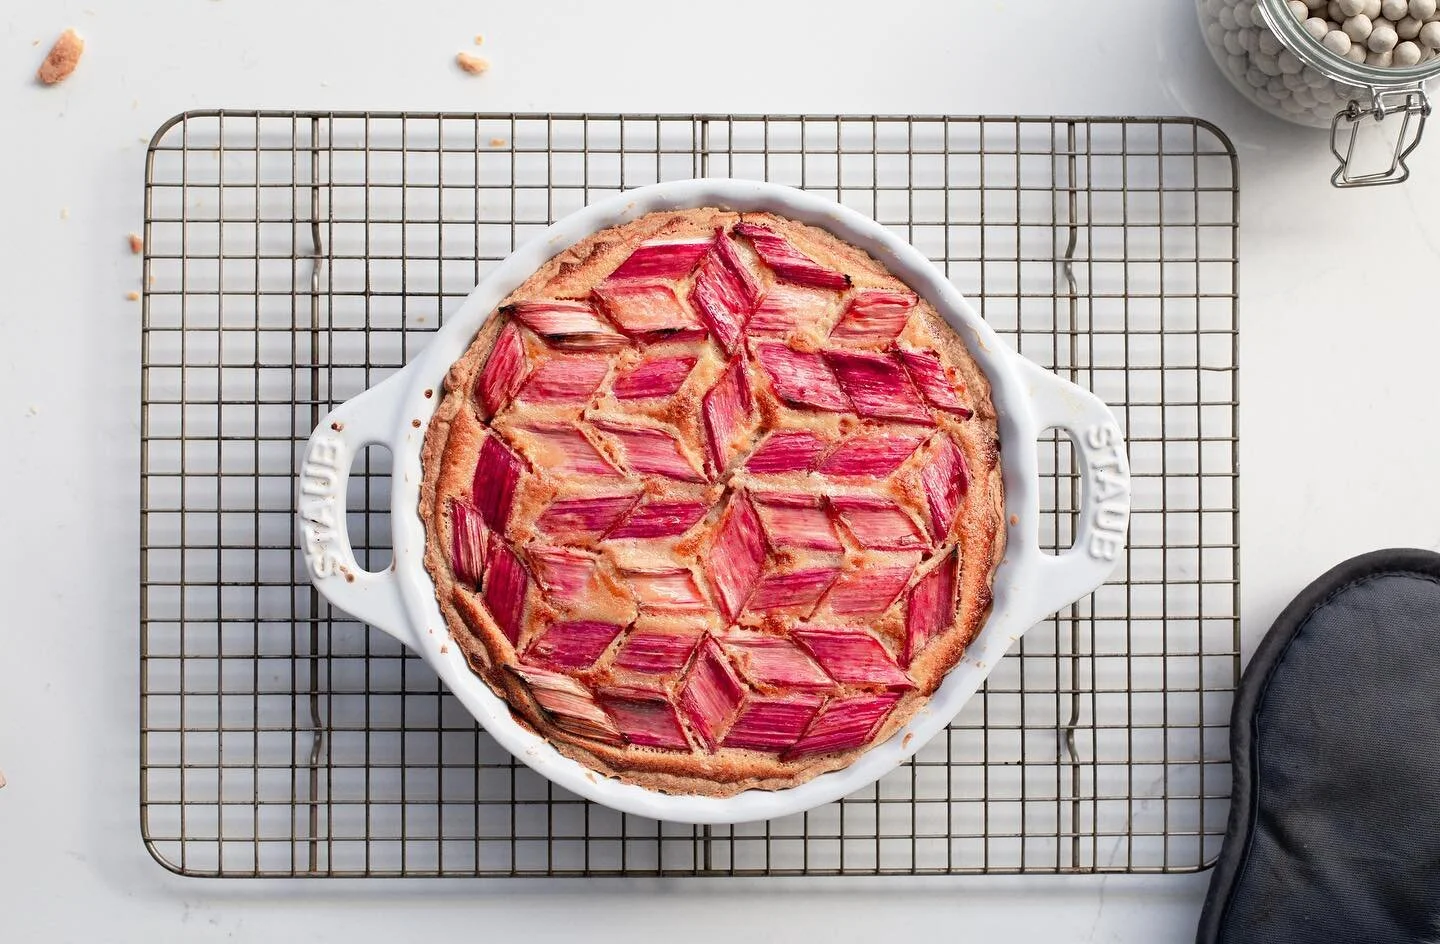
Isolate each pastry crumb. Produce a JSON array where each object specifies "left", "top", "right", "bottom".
[
  {"left": 440, "top": 643, "right": 450, "bottom": 653},
  {"left": 474, "top": 33, "right": 484, "bottom": 45},
  {"left": 456, "top": 52, "right": 490, "bottom": 75},
  {"left": 128, "top": 233, "right": 143, "bottom": 254},
  {"left": 37, "top": 28, "right": 84, "bottom": 85},
  {"left": 902, "top": 733, "right": 913, "bottom": 749},
  {"left": 0, "top": 769, "right": 6, "bottom": 789},
  {"left": 489, "top": 137, "right": 507, "bottom": 147},
  {"left": 126, "top": 291, "right": 140, "bottom": 301},
  {"left": 60, "top": 207, "right": 69, "bottom": 220}
]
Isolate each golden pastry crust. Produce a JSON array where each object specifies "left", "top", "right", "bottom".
[{"left": 419, "top": 208, "right": 1004, "bottom": 797}]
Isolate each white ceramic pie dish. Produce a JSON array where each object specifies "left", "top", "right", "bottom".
[{"left": 297, "top": 179, "right": 1131, "bottom": 824}]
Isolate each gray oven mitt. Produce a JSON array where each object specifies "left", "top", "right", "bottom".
[{"left": 1197, "top": 548, "right": 1440, "bottom": 944}]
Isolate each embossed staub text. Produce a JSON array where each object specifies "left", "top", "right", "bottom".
[
  {"left": 300, "top": 437, "right": 344, "bottom": 578},
  {"left": 1083, "top": 423, "right": 1129, "bottom": 562}
]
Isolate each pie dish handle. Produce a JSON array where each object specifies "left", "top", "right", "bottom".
[
  {"left": 296, "top": 378, "right": 411, "bottom": 642},
  {"left": 1012, "top": 354, "right": 1132, "bottom": 624}
]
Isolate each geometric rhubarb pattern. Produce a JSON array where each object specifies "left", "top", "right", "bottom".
[{"left": 436, "top": 213, "right": 985, "bottom": 771}]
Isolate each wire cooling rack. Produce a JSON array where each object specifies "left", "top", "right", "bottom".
[{"left": 139, "top": 112, "right": 1240, "bottom": 878}]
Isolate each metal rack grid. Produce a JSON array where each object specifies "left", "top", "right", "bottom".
[{"left": 139, "top": 111, "right": 1240, "bottom": 878}]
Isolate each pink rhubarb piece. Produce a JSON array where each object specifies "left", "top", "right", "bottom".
[
  {"left": 793, "top": 628, "right": 913, "bottom": 689},
  {"left": 504, "top": 299, "right": 625, "bottom": 350},
  {"left": 734, "top": 222, "right": 850, "bottom": 290},
  {"left": 828, "top": 290, "right": 918, "bottom": 343},
  {"left": 678, "top": 638, "right": 746, "bottom": 750},
  {"left": 920, "top": 434, "right": 970, "bottom": 541},
  {"left": 904, "top": 548, "right": 958, "bottom": 664},
  {"left": 597, "top": 687, "right": 691, "bottom": 750},
  {"left": 702, "top": 356, "right": 754, "bottom": 475},
  {"left": 754, "top": 341, "right": 851, "bottom": 413},
  {"left": 721, "top": 630, "right": 832, "bottom": 690},
  {"left": 784, "top": 693, "right": 902, "bottom": 759},
  {"left": 612, "top": 355, "right": 696, "bottom": 400},
  {"left": 523, "top": 620, "right": 625, "bottom": 670},
  {"left": 743, "top": 430, "right": 829, "bottom": 474},
  {"left": 705, "top": 493, "right": 767, "bottom": 621},
  {"left": 824, "top": 349, "right": 933, "bottom": 425},
  {"left": 898, "top": 347, "right": 973, "bottom": 417},
  {"left": 830, "top": 495, "right": 928, "bottom": 551},
  {"left": 722, "top": 694, "right": 824, "bottom": 752},
  {"left": 474, "top": 321, "right": 528, "bottom": 417},
  {"left": 752, "top": 492, "right": 842, "bottom": 552},
  {"left": 593, "top": 419, "right": 705, "bottom": 483}
]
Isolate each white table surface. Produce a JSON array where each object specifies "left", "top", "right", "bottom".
[{"left": 4, "top": 0, "right": 1439, "bottom": 940}]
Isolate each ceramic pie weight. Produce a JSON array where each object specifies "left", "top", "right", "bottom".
[{"left": 1197, "top": 548, "right": 1440, "bottom": 944}]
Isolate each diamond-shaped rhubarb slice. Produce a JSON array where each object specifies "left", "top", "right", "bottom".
[
  {"left": 528, "top": 546, "right": 600, "bottom": 603},
  {"left": 818, "top": 432, "right": 925, "bottom": 477},
  {"left": 752, "top": 493, "right": 842, "bottom": 552},
  {"left": 612, "top": 355, "right": 696, "bottom": 400},
  {"left": 734, "top": 222, "right": 850, "bottom": 290},
  {"left": 621, "top": 566, "right": 709, "bottom": 613},
  {"left": 612, "top": 625, "right": 703, "bottom": 675},
  {"left": 748, "top": 284, "right": 833, "bottom": 335},
  {"left": 592, "top": 418, "right": 705, "bottom": 483},
  {"left": 704, "top": 493, "right": 766, "bottom": 621},
  {"left": 784, "top": 693, "right": 901, "bottom": 759},
  {"left": 471, "top": 435, "right": 526, "bottom": 532},
  {"left": 597, "top": 686, "right": 691, "bottom": 750},
  {"left": 449, "top": 497, "right": 490, "bottom": 589},
  {"left": 743, "top": 430, "right": 828, "bottom": 474},
  {"left": 825, "top": 350, "right": 933, "bottom": 425},
  {"left": 605, "top": 499, "right": 708, "bottom": 540},
  {"left": 503, "top": 299, "right": 625, "bottom": 350},
  {"left": 474, "top": 321, "right": 529, "bottom": 417},
  {"left": 720, "top": 630, "right": 832, "bottom": 691},
  {"left": 535, "top": 492, "right": 641, "bottom": 542},
  {"left": 721, "top": 694, "right": 825, "bottom": 752},
  {"left": 510, "top": 665, "right": 623, "bottom": 745},
  {"left": 483, "top": 541, "right": 529, "bottom": 644},
  {"left": 905, "top": 548, "right": 958, "bottom": 664},
  {"left": 592, "top": 283, "right": 704, "bottom": 341},
  {"left": 689, "top": 231, "right": 759, "bottom": 355},
  {"left": 678, "top": 638, "right": 746, "bottom": 751},
  {"left": 605, "top": 238, "right": 712, "bottom": 282},
  {"left": 702, "top": 357, "right": 754, "bottom": 476},
  {"left": 830, "top": 495, "right": 928, "bottom": 551},
  {"left": 793, "top": 628, "right": 913, "bottom": 690},
  {"left": 522, "top": 619, "right": 625, "bottom": 670},
  {"left": 754, "top": 341, "right": 850, "bottom": 413},
  {"left": 828, "top": 290, "right": 919, "bottom": 343},
  {"left": 745, "top": 566, "right": 840, "bottom": 613},
  {"left": 515, "top": 354, "right": 610, "bottom": 405},
  {"left": 920, "top": 434, "right": 970, "bottom": 542},
  {"left": 898, "top": 346, "right": 973, "bottom": 417},
  {"left": 514, "top": 423, "right": 622, "bottom": 478},
  {"left": 824, "top": 556, "right": 917, "bottom": 616}
]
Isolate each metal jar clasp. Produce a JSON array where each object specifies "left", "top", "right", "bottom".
[{"left": 1330, "top": 85, "right": 1431, "bottom": 188}]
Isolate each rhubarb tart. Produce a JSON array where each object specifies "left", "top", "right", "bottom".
[{"left": 419, "top": 208, "right": 1004, "bottom": 796}]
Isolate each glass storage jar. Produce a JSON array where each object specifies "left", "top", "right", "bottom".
[{"left": 1197, "top": 0, "right": 1440, "bottom": 185}]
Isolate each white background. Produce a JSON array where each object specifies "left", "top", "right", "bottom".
[{"left": 4, "top": 0, "right": 1439, "bottom": 940}]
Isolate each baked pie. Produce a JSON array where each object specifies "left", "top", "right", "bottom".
[{"left": 420, "top": 208, "right": 1004, "bottom": 796}]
